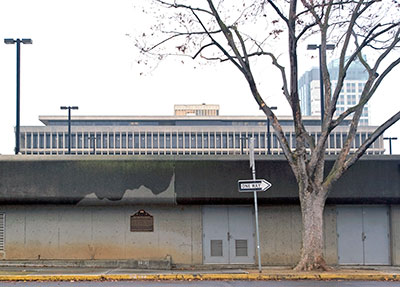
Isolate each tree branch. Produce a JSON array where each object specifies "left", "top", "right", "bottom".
[{"left": 324, "top": 111, "right": 400, "bottom": 190}]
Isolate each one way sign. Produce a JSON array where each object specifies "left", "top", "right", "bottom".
[{"left": 238, "top": 179, "right": 272, "bottom": 193}]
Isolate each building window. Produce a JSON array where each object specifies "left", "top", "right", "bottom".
[
  {"left": 203, "top": 133, "right": 209, "bottom": 148},
  {"left": 153, "top": 134, "right": 158, "bottom": 149},
  {"left": 172, "top": 133, "right": 177, "bottom": 149},
  {"left": 216, "top": 133, "right": 221, "bottom": 148},
  {"left": 146, "top": 134, "right": 152, "bottom": 149},
  {"left": 77, "top": 133, "right": 83, "bottom": 149},
  {"left": 338, "top": 94, "right": 344, "bottom": 105},
  {"left": 178, "top": 133, "right": 183, "bottom": 149},
  {"left": 184, "top": 133, "right": 189, "bottom": 149},
  {"left": 32, "top": 134, "right": 38, "bottom": 149},
  {"left": 210, "top": 133, "right": 215, "bottom": 148},
  {"left": 71, "top": 134, "right": 77, "bottom": 148},
  {"left": 197, "top": 133, "right": 202, "bottom": 148},
  {"left": 260, "top": 134, "right": 265, "bottom": 149},
  {"left": 166, "top": 134, "right": 171, "bottom": 148},
  {"left": 140, "top": 133, "right": 145, "bottom": 149},
  {"left": 122, "top": 133, "right": 127, "bottom": 149},
  {"left": 102, "top": 134, "right": 108, "bottom": 149},
  {"left": 45, "top": 133, "right": 50, "bottom": 148},
  {"left": 116, "top": 133, "right": 121, "bottom": 149},
  {"left": 347, "top": 94, "right": 356, "bottom": 105},
  {"left": 358, "top": 83, "right": 365, "bottom": 93},
  {"left": 38, "top": 133, "right": 44, "bottom": 149},
  {"left": 191, "top": 133, "right": 196, "bottom": 149},
  {"left": 134, "top": 133, "right": 139, "bottom": 149}
]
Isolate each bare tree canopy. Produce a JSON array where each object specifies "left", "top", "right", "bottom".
[{"left": 136, "top": 0, "right": 400, "bottom": 270}]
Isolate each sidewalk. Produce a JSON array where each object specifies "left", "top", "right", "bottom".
[{"left": 0, "top": 265, "right": 399, "bottom": 281}]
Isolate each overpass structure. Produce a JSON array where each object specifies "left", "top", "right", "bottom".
[{"left": 0, "top": 155, "right": 398, "bottom": 266}]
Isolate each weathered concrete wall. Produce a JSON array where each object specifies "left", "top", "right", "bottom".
[
  {"left": 0, "top": 159, "right": 175, "bottom": 204},
  {"left": 391, "top": 205, "right": 400, "bottom": 265},
  {"left": 0, "top": 156, "right": 399, "bottom": 205},
  {"left": 1, "top": 204, "right": 337, "bottom": 265},
  {"left": 175, "top": 157, "right": 400, "bottom": 204},
  {"left": 258, "top": 205, "right": 337, "bottom": 265},
  {"left": 2, "top": 205, "right": 202, "bottom": 264}
]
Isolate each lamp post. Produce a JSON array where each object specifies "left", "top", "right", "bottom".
[
  {"left": 384, "top": 137, "right": 398, "bottom": 155},
  {"left": 267, "top": 106, "right": 277, "bottom": 155},
  {"left": 60, "top": 106, "right": 79, "bottom": 154},
  {"left": 307, "top": 44, "right": 334, "bottom": 123},
  {"left": 4, "top": 38, "right": 32, "bottom": 154}
]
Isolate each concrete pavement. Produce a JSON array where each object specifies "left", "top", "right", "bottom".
[{"left": 0, "top": 265, "right": 399, "bottom": 281}]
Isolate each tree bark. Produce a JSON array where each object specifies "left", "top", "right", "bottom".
[{"left": 295, "top": 185, "right": 330, "bottom": 271}]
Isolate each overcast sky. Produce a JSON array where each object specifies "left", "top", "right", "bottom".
[{"left": 0, "top": 0, "right": 399, "bottom": 155}]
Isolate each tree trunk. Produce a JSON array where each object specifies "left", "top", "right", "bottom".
[{"left": 294, "top": 187, "right": 330, "bottom": 271}]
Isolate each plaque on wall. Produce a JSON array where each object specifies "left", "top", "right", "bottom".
[{"left": 130, "top": 209, "right": 154, "bottom": 232}]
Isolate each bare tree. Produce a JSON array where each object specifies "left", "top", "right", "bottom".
[{"left": 136, "top": 0, "right": 400, "bottom": 270}]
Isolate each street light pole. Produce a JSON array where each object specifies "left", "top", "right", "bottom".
[
  {"left": 307, "top": 44, "right": 334, "bottom": 123},
  {"left": 267, "top": 106, "right": 277, "bottom": 155},
  {"left": 4, "top": 38, "right": 32, "bottom": 155},
  {"left": 383, "top": 137, "right": 398, "bottom": 155},
  {"left": 60, "top": 106, "right": 79, "bottom": 154}
]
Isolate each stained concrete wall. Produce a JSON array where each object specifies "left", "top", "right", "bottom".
[
  {"left": 2, "top": 205, "right": 202, "bottom": 265},
  {"left": 391, "top": 205, "right": 400, "bottom": 265},
  {"left": 258, "top": 205, "right": 337, "bottom": 265},
  {"left": 1, "top": 204, "right": 339, "bottom": 266},
  {"left": 1, "top": 203, "right": 398, "bottom": 266},
  {"left": 0, "top": 156, "right": 399, "bottom": 205}
]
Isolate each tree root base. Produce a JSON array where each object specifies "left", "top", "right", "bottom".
[{"left": 294, "top": 256, "right": 332, "bottom": 271}]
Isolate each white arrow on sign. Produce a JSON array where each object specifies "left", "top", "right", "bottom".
[{"left": 238, "top": 179, "right": 272, "bottom": 192}]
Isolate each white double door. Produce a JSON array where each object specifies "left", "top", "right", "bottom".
[{"left": 203, "top": 206, "right": 255, "bottom": 264}]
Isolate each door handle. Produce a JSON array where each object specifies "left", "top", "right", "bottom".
[
  {"left": 362, "top": 232, "right": 366, "bottom": 241},
  {"left": 227, "top": 232, "right": 232, "bottom": 241}
]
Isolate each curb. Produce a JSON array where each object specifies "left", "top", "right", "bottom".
[{"left": 0, "top": 273, "right": 398, "bottom": 281}]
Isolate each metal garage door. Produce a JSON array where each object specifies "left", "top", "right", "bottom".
[
  {"left": 203, "top": 206, "right": 255, "bottom": 264},
  {"left": 337, "top": 206, "right": 390, "bottom": 265}
]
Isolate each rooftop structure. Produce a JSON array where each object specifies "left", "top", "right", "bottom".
[{"left": 174, "top": 104, "right": 219, "bottom": 116}]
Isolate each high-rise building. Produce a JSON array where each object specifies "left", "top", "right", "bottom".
[{"left": 299, "top": 57, "right": 370, "bottom": 125}]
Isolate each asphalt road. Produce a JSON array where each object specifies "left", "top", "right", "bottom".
[{"left": 0, "top": 281, "right": 399, "bottom": 287}]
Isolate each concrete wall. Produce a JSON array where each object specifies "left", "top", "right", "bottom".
[
  {"left": 391, "top": 205, "right": 400, "bottom": 265},
  {"left": 1, "top": 205, "right": 202, "bottom": 265},
  {"left": 258, "top": 205, "right": 337, "bottom": 265},
  {"left": 0, "top": 204, "right": 342, "bottom": 266},
  {"left": 0, "top": 156, "right": 399, "bottom": 205}
]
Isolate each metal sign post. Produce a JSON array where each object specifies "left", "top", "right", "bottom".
[
  {"left": 238, "top": 138, "right": 272, "bottom": 272},
  {"left": 249, "top": 138, "right": 262, "bottom": 273}
]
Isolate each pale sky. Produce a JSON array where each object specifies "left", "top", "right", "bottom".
[{"left": 0, "top": 0, "right": 399, "bottom": 155}]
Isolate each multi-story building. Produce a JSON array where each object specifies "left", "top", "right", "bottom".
[
  {"left": 299, "top": 57, "right": 369, "bottom": 125},
  {"left": 174, "top": 104, "right": 219, "bottom": 116},
  {"left": 19, "top": 108, "right": 383, "bottom": 155}
]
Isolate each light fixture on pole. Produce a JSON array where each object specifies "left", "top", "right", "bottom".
[
  {"left": 267, "top": 106, "right": 277, "bottom": 155},
  {"left": 383, "top": 137, "right": 398, "bottom": 155},
  {"left": 4, "top": 38, "right": 33, "bottom": 155},
  {"left": 60, "top": 106, "right": 79, "bottom": 154},
  {"left": 307, "top": 44, "right": 335, "bottom": 123}
]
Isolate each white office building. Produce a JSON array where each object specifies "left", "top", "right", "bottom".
[{"left": 19, "top": 107, "right": 383, "bottom": 155}]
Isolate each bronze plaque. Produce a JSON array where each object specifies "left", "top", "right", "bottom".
[{"left": 130, "top": 209, "right": 154, "bottom": 232}]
